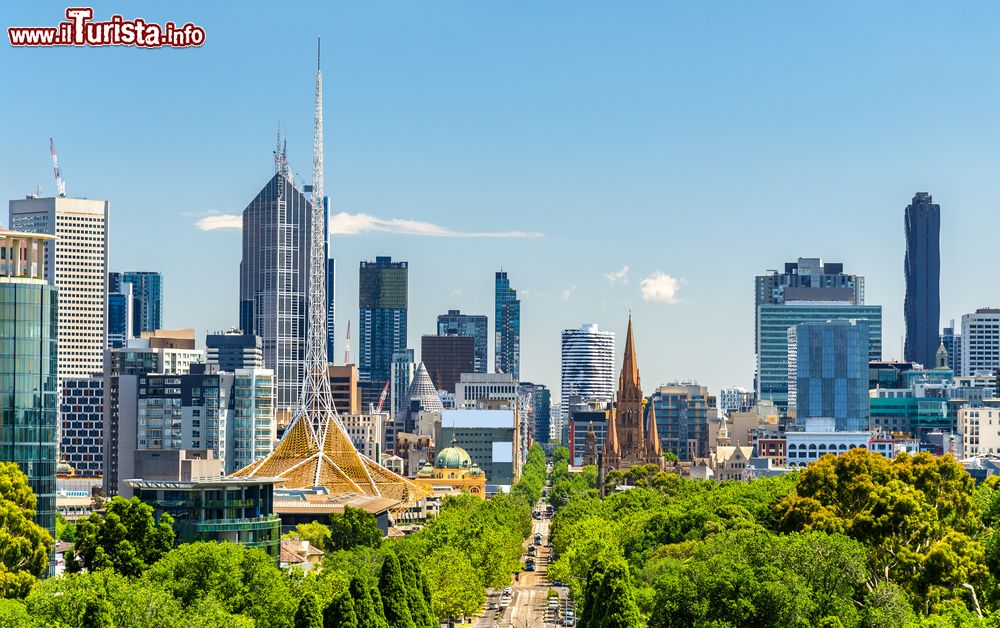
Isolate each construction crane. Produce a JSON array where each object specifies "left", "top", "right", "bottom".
[
  {"left": 49, "top": 138, "right": 66, "bottom": 197},
  {"left": 369, "top": 380, "right": 389, "bottom": 415},
  {"left": 343, "top": 321, "right": 351, "bottom": 365}
]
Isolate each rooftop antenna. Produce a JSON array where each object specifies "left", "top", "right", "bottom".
[{"left": 49, "top": 138, "right": 66, "bottom": 197}]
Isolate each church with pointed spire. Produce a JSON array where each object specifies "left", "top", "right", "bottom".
[{"left": 602, "top": 316, "right": 664, "bottom": 470}]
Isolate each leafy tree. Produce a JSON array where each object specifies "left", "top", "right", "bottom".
[
  {"left": 295, "top": 592, "right": 323, "bottom": 628},
  {"left": 0, "top": 598, "right": 38, "bottom": 628},
  {"left": 0, "top": 462, "right": 53, "bottom": 598},
  {"left": 284, "top": 521, "right": 332, "bottom": 549},
  {"left": 368, "top": 579, "right": 391, "bottom": 628},
  {"left": 399, "top": 554, "right": 435, "bottom": 628},
  {"left": 323, "top": 591, "right": 358, "bottom": 628},
  {"left": 379, "top": 552, "right": 416, "bottom": 628},
  {"left": 584, "top": 559, "right": 642, "bottom": 628},
  {"left": 142, "top": 542, "right": 294, "bottom": 628},
  {"left": 66, "top": 496, "right": 173, "bottom": 577},
  {"left": 56, "top": 512, "right": 76, "bottom": 542},
  {"left": 422, "top": 547, "right": 483, "bottom": 621},
  {"left": 328, "top": 506, "right": 383, "bottom": 552},
  {"left": 81, "top": 597, "right": 114, "bottom": 628}
]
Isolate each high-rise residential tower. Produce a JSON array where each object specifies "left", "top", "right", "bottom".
[
  {"left": 961, "top": 309, "right": 1000, "bottom": 375},
  {"left": 10, "top": 196, "right": 108, "bottom": 383},
  {"left": 0, "top": 229, "right": 58, "bottom": 540},
  {"left": 359, "top": 256, "right": 408, "bottom": 385},
  {"left": 904, "top": 193, "right": 941, "bottom": 369},
  {"left": 109, "top": 271, "right": 163, "bottom": 336},
  {"left": 495, "top": 271, "right": 520, "bottom": 379},
  {"left": 239, "top": 145, "right": 312, "bottom": 416},
  {"left": 560, "top": 324, "right": 615, "bottom": 424},
  {"left": 437, "top": 309, "right": 488, "bottom": 373},
  {"left": 107, "top": 280, "right": 134, "bottom": 349}
]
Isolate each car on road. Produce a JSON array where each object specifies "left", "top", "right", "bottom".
[
  {"left": 503, "top": 587, "right": 512, "bottom": 595},
  {"left": 562, "top": 617, "right": 575, "bottom": 626},
  {"left": 534, "top": 534, "right": 542, "bottom": 545},
  {"left": 524, "top": 561, "right": 535, "bottom": 572},
  {"left": 487, "top": 601, "right": 499, "bottom": 610},
  {"left": 527, "top": 545, "right": 536, "bottom": 556},
  {"left": 551, "top": 579, "right": 565, "bottom": 587}
]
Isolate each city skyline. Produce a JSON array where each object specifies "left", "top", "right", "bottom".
[{"left": 4, "top": 2, "right": 999, "bottom": 399}]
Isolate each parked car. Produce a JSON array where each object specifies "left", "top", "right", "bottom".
[
  {"left": 562, "top": 617, "right": 575, "bottom": 626},
  {"left": 487, "top": 602, "right": 499, "bottom": 610},
  {"left": 525, "top": 561, "right": 535, "bottom": 572},
  {"left": 551, "top": 579, "right": 565, "bottom": 587}
]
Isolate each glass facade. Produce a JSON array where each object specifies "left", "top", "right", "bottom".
[
  {"left": 437, "top": 310, "right": 488, "bottom": 374},
  {"left": 790, "top": 320, "right": 870, "bottom": 431},
  {"left": 533, "top": 385, "right": 551, "bottom": 444},
  {"left": 757, "top": 304, "right": 882, "bottom": 413},
  {"left": 60, "top": 377, "right": 103, "bottom": 477},
  {"left": 109, "top": 271, "right": 163, "bottom": 336},
  {"left": 649, "top": 384, "right": 717, "bottom": 461},
  {"left": 904, "top": 193, "right": 941, "bottom": 369},
  {"left": 358, "top": 257, "right": 408, "bottom": 385},
  {"left": 494, "top": 271, "right": 520, "bottom": 380},
  {"left": 0, "top": 280, "right": 58, "bottom": 540}
]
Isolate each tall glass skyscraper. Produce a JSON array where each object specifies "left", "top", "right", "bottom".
[
  {"left": 239, "top": 170, "right": 312, "bottom": 415},
  {"left": 109, "top": 271, "right": 163, "bottom": 336},
  {"left": 904, "top": 192, "right": 941, "bottom": 369},
  {"left": 359, "top": 256, "right": 408, "bottom": 385},
  {"left": 494, "top": 271, "right": 520, "bottom": 380},
  {"left": 788, "top": 319, "right": 871, "bottom": 431},
  {"left": 757, "top": 304, "right": 882, "bottom": 412},
  {"left": 437, "top": 310, "right": 488, "bottom": 373},
  {"left": 0, "top": 230, "right": 58, "bottom": 540},
  {"left": 107, "top": 281, "right": 134, "bottom": 349}
]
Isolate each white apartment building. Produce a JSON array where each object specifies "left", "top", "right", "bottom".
[
  {"left": 961, "top": 309, "right": 1000, "bottom": 376},
  {"left": 560, "top": 324, "right": 615, "bottom": 423},
  {"left": 10, "top": 196, "right": 109, "bottom": 382},
  {"left": 958, "top": 407, "right": 1000, "bottom": 457},
  {"left": 455, "top": 372, "right": 518, "bottom": 408}
]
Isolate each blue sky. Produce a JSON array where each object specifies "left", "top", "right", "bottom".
[{"left": 3, "top": 2, "right": 1000, "bottom": 400}]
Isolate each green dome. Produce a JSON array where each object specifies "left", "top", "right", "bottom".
[{"left": 435, "top": 439, "right": 472, "bottom": 469}]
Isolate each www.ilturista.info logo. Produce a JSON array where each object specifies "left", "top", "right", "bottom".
[{"left": 8, "top": 7, "right": 205, "bottom": 48}]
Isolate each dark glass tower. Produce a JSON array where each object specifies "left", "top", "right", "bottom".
[
  {"left": 437, "top": 309, "right": 488, "bottom": 373},
  {"left": 358, "top": 256, "right": 408, "bottom": 385},
  {"left": 0, "top": 232, "right": 58, "bottom": 542},
  {"left": 239, "top": 171, "right": 312, "bottom": 414},
  {"left": 904, "top": 193, "right": 941, "bottom": 368},
  {"left": 495, "top": 271, "right": 520, "bottom": 380},
  {"left": 108, "top": 271, "right": 163, "bottom": 335}
]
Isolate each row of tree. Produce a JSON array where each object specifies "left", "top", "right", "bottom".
[{"left": 549, "top": 449, "right": 1000, "bottom": 627}]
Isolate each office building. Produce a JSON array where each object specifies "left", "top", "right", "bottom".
[
  {"left": 108, "top": 271, "right": 163, "bottom": 336},
  {"left": 328, "top": 363, "right": 361, "bottom": 416},
  {"left": 520, "top": 382, "right": 551, "bottom": 444},
  {"left": 455, "top": 372, "right": 519, "bottom": 409},
  {"left": 560, "top": 324, "right": 615, "bottom": 425},
  {"left": 788, "top": 320, "right": 870, "bottom": 431},
  {"left": 942, "top": 321, "right": 962, "bottom": 376},
  {"left": 107, "top": 281, "right": 134, "bottom": 349},
  {"left": 104, "top": 332, "right": 205, "bottom": 496},
  {"left": 757, "top": 304, "right": 882, "bottom": 412},
  {"left": 422, "top": 334, "right": 475, "bottom": 394},
  {"left": 0, "top": 229, "right": 58, "bottom": 539},
  {"left": 904, "top": 193, "right": 941, "bottom": 369},
  {"left": 439, "top": 409, "right": 520, "bottom": 488},
  {"left": 10, "top": 196, "right": 108, "bottom": 382},
  {"left": 359, "top": 256, "right": 408, "bottom": 385},
  {"left": 962, "top": 309, "right": 1000, "bottom": 375},
  {"left": 437, "top": 310, "right": 488, "bottom": 373},
  {"left": 650, "top": 383, "right": 718, "bottom": 462},
  {"left": 719, "top": 387, "right": 754, "bottom": 415},
  {"left": 389, "top": 350, "right": 415, "bottom": 419},
  {"left": 568, "top": 402, "right": 608, "bottom": 466},
  {"left": 61, "top": 376, "right": 104, "bottom": 477},
  {"left": 495, "top": 271, "right": 520, "bottom": 379},
  {"left": 958, "top": 407, "right": 1000, "bottom": 457},
  {"left": 239, "top": 168, "right": 312, "bottom": 415},
  {"left": 206, "top": 330, "right": 264, "bottom": 371},
  {"left": 340, "top": 413, "right": 385, "bottom": 462}
]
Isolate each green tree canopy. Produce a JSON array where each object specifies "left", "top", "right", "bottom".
[
  {"left": 0, "top": 462, "right": 53, "bottom": 598},
  {"left": 379, "top": 552, "right": 415, "bottom": 628},
  {"left": 422, "top": 546, "right": 484, "bottom": 621},
  {"left": 323, "top": 591, "right": 358, "bottom": 628},
  {"left": 66, "top": 496, "right": 173, "bottom": 577},
  {"left": 294, "top": 592, "right": 323, "bottom": 628},
  {"left": 328, "top": 506, "right": 383, "bottom": 552}
]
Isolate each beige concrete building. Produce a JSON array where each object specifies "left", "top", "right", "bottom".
[
  {"left": 10, "top": 196, "right": 109, "bottom": 383},
  {"left": 959, "top": 407, "right": 1000, "bottom": 457}
]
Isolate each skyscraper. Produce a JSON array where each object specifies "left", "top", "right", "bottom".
[
  {"left": 788, "top": 319, "right": 871, "bottom": 431},
  {"left": 649, "top": 383, "right": 717, "bottom": 462},
  {"left": 109, "top": 271, "right": 163, "bottom": 336},
  {"left": 359, "top": 256, "right": 408, "bottom": 385},
  {"left": 437, "top": 309, "right": 488, "bottom": 373},
  {"left": 239, "top": 150, "right": 312, "bottom": 416},
  {"left": 0, "top": 229, "right": 58, "bottom": 540},
  {"left": 422, "top": 334, "right": 475, "bottom": 394},
  {"left": 206, "top": 330, "right": 264, "bottom": 371},
  {"left": 326, "top": 257, "right": 336, "bottom": 363},
  {"left": 107, "top": 280, "right": 134, "bottom": 349},
  {"left": 495, "top": 271, "right": 520, "bottom": 379},
  {"left": 961, "top": 309, "right": 1000, "bottom": 376},
  {"left": 10, "top": 196, "right": 108, "bottom": 383},
  {"left": 560, "top": 324, "right": 615, "bottom": 425},
  {"left": 904, "top": 192, "right": 941, "bottom": 369}
]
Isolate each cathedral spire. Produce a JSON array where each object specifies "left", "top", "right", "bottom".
[
  {"left": 620, "top": 314, "right": 640, "bottom": 391},
  {"left": 646, "top": 399, "right": 662, "bottom": 457},
  {"left": 603, "top": 402, "right": 620, "bottom": 460}
]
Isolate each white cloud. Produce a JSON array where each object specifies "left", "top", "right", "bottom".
[
  {"left": 560, "top": 284, "right": 576, "bottom": 301},
  {"left": 196, "top": 214, "right": 242, "bottom": 230},
  {"left": 640, "top": 271, "right": 681, "bottom": 303},
  {"left": 604, "top": 265, "right": 629, "bottom": 285},
  {"left": 196, "top": 211, "right": 543, "bottom": 238}
]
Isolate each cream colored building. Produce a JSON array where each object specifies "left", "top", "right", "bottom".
[
  {"left": 10, "top": 196, "right": 109, "bottom": 382},
  {"left": 959, "top": 407, "right": 1000, "bottom": 457}
]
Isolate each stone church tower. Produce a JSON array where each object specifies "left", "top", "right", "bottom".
[{"left": 603, "top": 316, "right": 664, "bottom": 470}]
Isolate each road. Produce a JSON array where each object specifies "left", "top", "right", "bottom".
[{"left": 472, "top": 501, "right": 575, "bottom": 627}]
